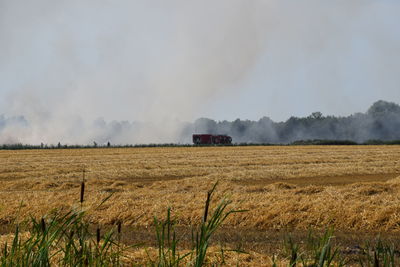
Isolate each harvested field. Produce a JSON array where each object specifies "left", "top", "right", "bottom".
[{"left": 1, "top": 145, "right": 400, "bottom": 265}]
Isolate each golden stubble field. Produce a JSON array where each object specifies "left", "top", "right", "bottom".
[
  {"left": 1, "top": 145, "right": 400, "bottom": 231},
  {"left": 1, "top": 145, "right": 400, "bottom": 264}
]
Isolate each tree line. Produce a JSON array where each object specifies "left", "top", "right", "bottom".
[
  {"left": 1, "top": 100, "right": 400, "bottom": 147},
  {"left": 181, "top": 100, "right": 400, "bottom": 144}
]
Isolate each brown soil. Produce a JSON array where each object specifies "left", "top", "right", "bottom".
[{"left": 235, "top": 173, "right": 400, "bottom": 187}]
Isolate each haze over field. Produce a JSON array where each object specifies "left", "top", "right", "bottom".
[{"left": 0, "top": 0, "right": 400, "bottom": 144}]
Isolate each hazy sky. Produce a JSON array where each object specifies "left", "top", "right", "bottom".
[{"left": 0, "top": 0, "right": 400, "bottom": 143}]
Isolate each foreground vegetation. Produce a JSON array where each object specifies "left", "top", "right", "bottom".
[{"left": 1, "top": 183, "right": 247, "bottom": 266}]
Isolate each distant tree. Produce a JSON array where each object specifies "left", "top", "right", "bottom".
[
  {"left": 310, "top": 112, "right": 323, "bottom": 120},
  {"left": 367, "top": 100, "right": 400, "bottom": 117},
  {"left": 231, "top": 119, "right": 247, "bottom": 136}
]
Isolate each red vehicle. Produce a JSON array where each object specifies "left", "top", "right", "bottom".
[{"left": 192, "top": 134, "right": 232, "bottom": 145}]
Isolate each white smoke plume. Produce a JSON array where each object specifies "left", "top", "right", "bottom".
[{"left": 0, "top": 1, "right": 399, "bottom": 144}]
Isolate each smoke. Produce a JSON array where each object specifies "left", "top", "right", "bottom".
[
  {"left": 0, "top": 1, "right": 399, "bottom": 144},
  {"left": 0, "top": 0, "right": 268, "bottom": 143},
  {"left": 205, "top": 0, "right": 400, "bottom": 121}
]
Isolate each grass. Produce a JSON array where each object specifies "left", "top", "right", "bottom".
[
  {"left": 283, "top": 228, "right": 345, "bottom": 266},
  {"left": 1, "top": 209, "right": 125, "bottom": 266},
  {"left": 280, "top": 229, "right": 400, "bottom": 267},
  {"left": 0, "top": 182, "right": 248, "bottom": 266},
  {"left": 357, "top": 238, "right": 399, "bottom": 267}
]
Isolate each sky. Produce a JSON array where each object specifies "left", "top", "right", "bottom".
[{"left": 0, "top": 0, "right": 400, "bottom": 143}]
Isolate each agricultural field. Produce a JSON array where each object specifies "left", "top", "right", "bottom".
[{"left": 1, "top": 145, "right": 400, "bottom": 265}]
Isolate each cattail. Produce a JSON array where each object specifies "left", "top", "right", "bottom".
[
  {"left": 117, "top": 220, "right": 122, "bottom": 245},
  {"left": 203, "top": 191, "right": 212, "bottom": 223},
  {"left": 41, "top": 218, "right": 46, "bottom": 233},
  {"left": 117, "top": 221, "right": 122, "bottom": 235},
  {"left": 80, "top": 169, "right": 86, "bottom": 206},
  {"left": 96, "top": 226, "right": 101, "bottom": 245},
  {"left": 374, "top": 250, "right": 379, "bottom": 267},
  {"left": 69, "top": 230, "right": 74, "bottom": 240},
  {"left": 80, "top": 181, "right": 85, "bottom": 204}
]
